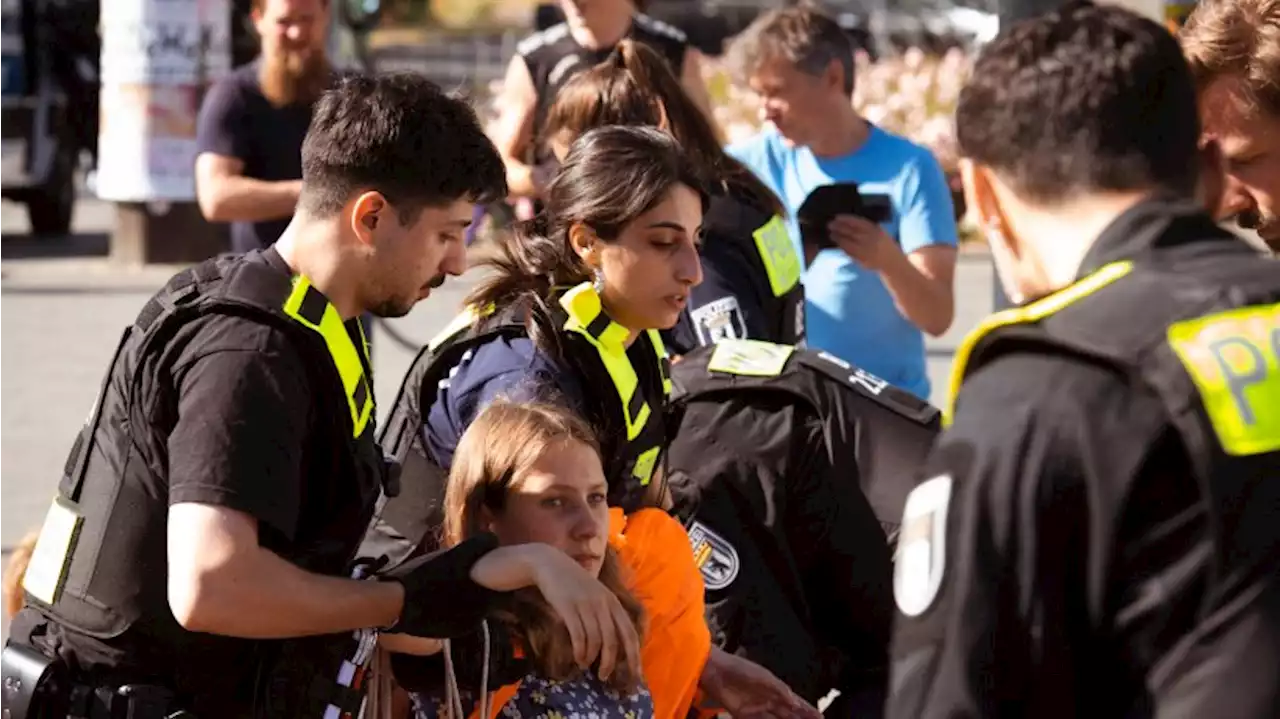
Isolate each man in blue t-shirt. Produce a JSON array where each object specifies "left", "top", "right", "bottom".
[{"left": 723, "top": 6, "right": 958, "bottom": 400}]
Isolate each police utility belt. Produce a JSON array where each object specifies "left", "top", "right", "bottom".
[{"left": 1, "top": 642, "right": 193, "bottom": 719}]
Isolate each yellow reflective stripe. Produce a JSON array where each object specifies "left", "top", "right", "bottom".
[
  {"left": 707, "top": 338, "right": 794, "bottom": 376},
  {"left": 429, "top": 303, "right": 497, "bottom": 352},
  {"left": 1167, "top": 303, "right": 1280, "bottom": 456},
  {"left": 753, "top": 215, "right": 802, "bottom": 297},
  {"left": 646, "top": 329, "right": 674, "bottom": 395},
  {"left": 560, "top": 283, "right": 646, "bottom": 440},
  {"left": 944, "top": 261, "right": 1134, "bottom": 426},
  {"left": 632, "top": 446, "right": 660, "bottom": 486},
  {"left": 283, "top": 275, "right": 373, "bottom": 437}
]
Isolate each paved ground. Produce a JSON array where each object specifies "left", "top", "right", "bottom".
[{"left": 0, "top": 196, "right": 997, "bottom": 640}]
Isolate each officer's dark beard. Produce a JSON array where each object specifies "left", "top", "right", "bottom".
[{"left": 368, "top": 274, "right": 446, "bottom": 319}]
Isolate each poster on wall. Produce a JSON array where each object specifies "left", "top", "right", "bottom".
[{"left": 96, "top": 0, "right": 229, "bottom": 202}]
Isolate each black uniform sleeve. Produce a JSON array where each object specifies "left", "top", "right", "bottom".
[
  {"left": 785, "top": 416, "right": 895, "bottom": 686},
  {"left": 167, "top": 322, "right": 312, "bottom": 541},
  {"left": 885, "top": 353, "right": 1169, "bottom": 719},
  {"left": 196, "top": 74, "right": 251, "bottom": 160}
]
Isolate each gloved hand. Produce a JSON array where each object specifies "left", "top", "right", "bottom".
[{"left": 378, "top": 532, "right": 502, "bottom": 637}]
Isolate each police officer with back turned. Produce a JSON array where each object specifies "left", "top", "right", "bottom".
[
  {"left": 1, "top": 74, "right": 519, "bottom": 718},
  {"left": 887, "top": 3, "right": 1280, "bottom": 717},
  {"left": 665, "top": 339, "right": 940, "bottom": 717}
]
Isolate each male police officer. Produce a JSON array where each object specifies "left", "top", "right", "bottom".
[
  {"left": 665, "top": 338, "right": 941, "bottom": 716},
  {"left": 2, "top": 74, "right": 510, "bottom": 718},
  {"left": 887, "top": 3, "right": 1280, "bottom": 718}
]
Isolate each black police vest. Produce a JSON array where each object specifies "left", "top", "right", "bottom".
[
  {"left": 690, "top": 196, "right": 806, "bottom": 351},
  {"left": 668, "top": 339, "right": 940, "bottom": 532},
  {"left": 366, "top": 282, "right": 672, "bottom": 568},
  {"left": 951, "top": 245, "right": 1280, "bottom": 595},
  {"left": 19, "top": 254, "right": 385, "bottom": 672},
  {"left": 518, "top": 13, "right": 688, "bottom": 163}
]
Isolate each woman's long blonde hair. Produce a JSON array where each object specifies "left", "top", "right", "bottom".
[{"left": 444, "top": 400, "right": 646, "bottom": 692}]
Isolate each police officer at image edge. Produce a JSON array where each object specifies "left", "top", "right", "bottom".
[
  {"left": 663, "top": 337, "right": 942, "bottom": 716},
  {"left": 496, "top": 0, "right": 709, "bottom": 206},
  {"left": 886, "top": 4, "right": 1280, "bottom": 717},
  {"left": 2, "top": 73, "right": 513, "bottom": 719}
]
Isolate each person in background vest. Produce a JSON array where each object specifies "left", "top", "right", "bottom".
[
  {"left": 542, "top": 39, "right": 805, "bottom": 355},
  {"left": 366, "top": 126, "right": 820, "bottom": 719},
  {"left": 887, "top": 3, "right": 1280, "bottom": 717},
  {"left": 489, "top": 0, "right": 713, "bottom": 204}
]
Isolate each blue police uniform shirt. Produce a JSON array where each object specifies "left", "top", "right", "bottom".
[
  {"left": 423, "top": 335, "right": 587, "bottom": 470},
  {"left": 728, "top": 124, "right": 957, "bottom": 399}
]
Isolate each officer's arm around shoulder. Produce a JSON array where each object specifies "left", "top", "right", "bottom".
[
  {"left": 887, "top": 353, "right": 1109, "bottom": 718},
  {"left": 165, "top": 322, "right": 403, "bottom": 638}
]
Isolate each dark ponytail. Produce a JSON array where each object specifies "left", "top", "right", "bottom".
[
  {"left": 465, "top": 215, "right": 591, "bottom": 353},
  {"left": 543, "top": 39, "right": 785, "bottom": 217},
  {"left": 465, "top": 126, "right": 711, "bottom": 357}
]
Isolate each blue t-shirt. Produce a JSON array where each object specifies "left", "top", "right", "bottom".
[
  {"left": 728, "top": 124, "right": 957, "bottom": 399},
  {"left": 424, "top": 335, "right": 587, "bottom": 470}
]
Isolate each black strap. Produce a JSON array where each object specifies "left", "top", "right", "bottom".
[
  {"left": 59, "top": 326, "right": 133, "bottom": 503},
  {"left": 214, "top": 261, "right": 297, "bottom": 318},
  {"left": 307, "top": 676, "right": 366, "bottom": 716}
]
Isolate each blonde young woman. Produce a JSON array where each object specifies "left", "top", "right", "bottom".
[{"left": 384, "top": 400, "right": 707, "bottom": 719}]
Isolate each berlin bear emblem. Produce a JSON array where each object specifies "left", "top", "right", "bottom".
[{"left": 687, "top": 520, "right": 740, "bottom": 591}]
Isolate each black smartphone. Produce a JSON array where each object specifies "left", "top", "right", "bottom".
[{"left": 797, "top": 183, "right": 893, "bottom": 248}]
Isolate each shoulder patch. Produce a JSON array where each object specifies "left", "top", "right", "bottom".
[
  {"left": 688, "top": 520, "right": 739, "bottom": 591},
  {"left": 634, "top": 13, "right": 687, "bottom": 42},
  {"left": 707, "top": 338, "right": 794, "bottom": 377},
  {"left": 691, "top": 295, "right": 747, "bottom": 346},
  {"left": 516, "top": 23, "right": 569, "bottom": 56},
  {"left": 893, "top": 474, "right": 952, "bottom": 617}
]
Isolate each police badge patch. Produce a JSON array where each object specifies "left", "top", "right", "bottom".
[
  {"left": 688, "top": 521, "right": 740, "bottom": 591},
  {"left": 691, "top": 296, "right": 747, "bottom": 346},
  {"left": 893, "top": 474, "right": 952, "bottom": 617}
]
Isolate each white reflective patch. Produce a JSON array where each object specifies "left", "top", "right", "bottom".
[
  {"left": 516, "top": 23, "right": 569, "bottom": 55},
  {"left": 893, "top": 474, "right": 953, "bottom": 617},
  {"left": 691, "top": 295, "right": 746, "bottom": 346},
  {"left": 688, "top": 520, "right": 740, "bottom": 591},
  {"left": 548, "top": 55, "right": 582, "bottom": 86}
]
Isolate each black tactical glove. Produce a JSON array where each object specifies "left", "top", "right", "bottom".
[{"left": 378, "top": 532, "right": 504, "bottom": 637}]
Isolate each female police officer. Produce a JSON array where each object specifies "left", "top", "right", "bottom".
[
  {"left": 367, "top": 125, "right": 819, "bottom": 719},
  {"left": 541, "top": 39, "right": 805, "bottom": 354}
]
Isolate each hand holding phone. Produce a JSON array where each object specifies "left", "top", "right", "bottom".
[{"left": 797, "top": 183, "right": 893, "bottom": 249}]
